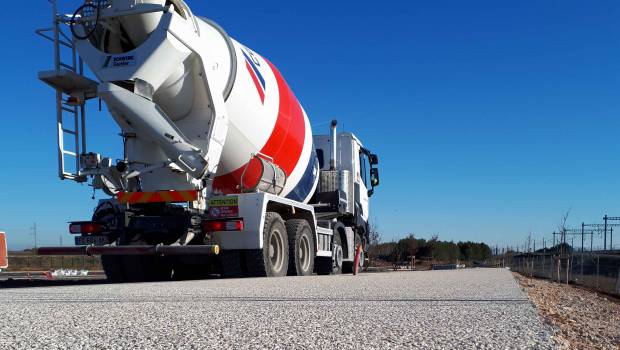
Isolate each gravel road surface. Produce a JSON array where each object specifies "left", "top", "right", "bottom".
[{"left": 0, "top": 268, "right": 554, "bottom": 349}]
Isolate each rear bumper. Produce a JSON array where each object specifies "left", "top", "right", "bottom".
[{"left": 37, "top": 245, "right": 219, "bottom": 256}]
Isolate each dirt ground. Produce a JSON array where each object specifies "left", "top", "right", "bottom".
[{"left": 514, "top": 272, "right": 620, "bottom": 349}]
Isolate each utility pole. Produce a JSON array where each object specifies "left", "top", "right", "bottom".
[
  {"left": 30, "top": 222, "right": 37, "bottom": 251},
  {"left": 604, "top": 215, "right": 608, "bottom": 251},
  {"left": 581, "top": 222, "right": 584, "bottom": 253},
  {"left": 583, "top": 222, "right": 620, "bottom": 252},
  {"left": 600, "top": 216, "right": 620, "bottom": 251}
]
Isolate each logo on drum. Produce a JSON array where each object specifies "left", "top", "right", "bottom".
[
  {"left": 102, "top": 55, "right": 136, "bottom": 68},
  {"left": 242, "top": 48, "right": 266, "bottom": 104}
]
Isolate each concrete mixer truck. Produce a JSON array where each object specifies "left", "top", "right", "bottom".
[{"left": 36, "top": 0, "right": 380, "bottom": 281}]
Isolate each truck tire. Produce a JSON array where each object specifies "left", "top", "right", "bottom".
[
  {"left": 173, "top": 256, "right": 216, "bottom": 280},
  {"left": 342, "top": 233, "right": 363, "bottom": 274},
  {"left": 315, "top": 257, "right": 333, "bottom": 275},
  {"left": 285, "top": 219, "right": 315, "bottom": 276},
  {"left": 101, "top": 255, "right": 126, "bottom": 282},
  {"left": 94, "top": 203, "right": 128, "bottom": 282},
  {"left": 123, "top": 255, "right": 173, "bottom": 282},
  {"left": 316, "top": 232, "right": 344, "bottom": 275},
  {"left": 219, "top": 250, "right": 244, "bottom": 278},
  {"left": 117, "top": 238, "right": 172, "bottom": 282},
  {"left": 245, "top": 212, "right": 288, "bottom": 277},
  {"left": 331, "top": 232, "right": 343, "bottom": 275}
]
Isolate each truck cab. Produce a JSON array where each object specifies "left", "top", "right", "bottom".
[
  {"left": 311, "top": 123, "right": 380, "bottom": 272},
  {"left": 313, "top": 132, "right": 379, "bottom": 222}
]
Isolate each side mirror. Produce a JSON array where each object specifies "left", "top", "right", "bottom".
[
  {"left": 370, "top": 168, "right": 380, "bottom": 187},
  {"left": 369, "top": 154, "right": 379, "bottom": 165}
]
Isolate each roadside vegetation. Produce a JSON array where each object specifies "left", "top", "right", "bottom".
[{"left": 369, "top": 232, "right": 493, "bottom": 265}]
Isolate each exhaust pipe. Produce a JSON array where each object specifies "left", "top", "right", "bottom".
[{"left": 330, "top": 119, "right": 337, "bottom": 170}]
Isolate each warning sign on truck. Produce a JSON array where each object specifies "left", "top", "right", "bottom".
[{"left": 208, "top": 196, "right": 239, "bottom": 218}]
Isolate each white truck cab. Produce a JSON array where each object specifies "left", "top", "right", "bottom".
[
  {"left": 310, "top": 121, "right": 380, "bottom": 273},
  {"left": 314, "top": 132, "right": 373, "bottom": 223}
]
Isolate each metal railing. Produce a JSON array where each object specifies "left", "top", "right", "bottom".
[
  {"left": 36, "top": 0, "right": 88, "bottom": 182},
  {"left": 508, "top": 251, "right": 620, "bottom": 296}
]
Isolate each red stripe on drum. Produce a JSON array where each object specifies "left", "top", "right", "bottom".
[
  {"left": 213, "top": 60, "right": 306, "bottom": 194},
  {"left": 246, "top": 61, "right": 265, "bottom": 103}
]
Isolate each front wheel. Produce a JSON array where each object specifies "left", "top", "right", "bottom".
[
  {"left": 343, "top": 233, "right": 363, "bottom": 274},
  {"left": 331, "top": 232, "right": 344, "bottom": 275},
  {"left": 316, "top": 233, "right": 344, "bottom": 275}
]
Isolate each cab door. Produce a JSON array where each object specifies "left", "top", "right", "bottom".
[{"left": 354, "top": 143, "right": 370, "bottom": 222}]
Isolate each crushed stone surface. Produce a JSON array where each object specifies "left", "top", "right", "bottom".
[{"left": 0, "top": 269, "right": 554, "bottom": 349}]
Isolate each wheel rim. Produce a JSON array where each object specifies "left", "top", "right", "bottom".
[
  {"left": 358, "top": 249, "right": 364, "bottom": 267},
  {"left": 334, "top": 244, "right": 343, "bottom": 269},
  {"left": 299, "top": 234, "right": 311, "bottom": 272},
  {"left": 269, "top": 228, "right": 284, "bottom": 272}
]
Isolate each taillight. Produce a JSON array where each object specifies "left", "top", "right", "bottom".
[
  {"left": 69, "top": 222, "right": 103, "bottom": 234},
  {"left": 202, "top": 219, "right": 244, "bottom": 232},
  {"left": 227, "top": 220, "right": 244, "bottom": 231}
]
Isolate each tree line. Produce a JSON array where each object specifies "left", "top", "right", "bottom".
[{"left": 369, "top": 234, "right": 493, "bottom": 263}]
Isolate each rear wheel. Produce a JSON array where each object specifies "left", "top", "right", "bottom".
[
  {"left": 286, "top": 219, "right": 315, "bottom": 276},
  {"left": 122, "top": 254, "right": 172, "bottom": 282},
  {"left": 219, "top": 250, "right": 244, "bottom": 278},
  {"left": 118, "top": 238, "right": 172, "bottom": 282},
  {"left": 173, "top": 256, "right": 217, "bottom": 280},
  {"left": 101, "top": 255, "right": 126, "bottom": 282},
  {"left": 94, "top": 203, "right": 127, "bottom": 282},
  {"left": 245, "top": 212, "right": 288, "bottom": 277}
]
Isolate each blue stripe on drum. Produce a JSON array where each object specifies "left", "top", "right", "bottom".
[{"left": 286, "top": 149, "right": 319, "bottom": 203}]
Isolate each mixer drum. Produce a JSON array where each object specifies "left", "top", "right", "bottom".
[
  {"left": 73, "top": 0, "right": 319, "bottom": 203},
  {"left": 212, "top": 33, "right": 319, "bottom": 203}
]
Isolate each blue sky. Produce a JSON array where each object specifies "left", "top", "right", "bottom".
[{"left": 0, "top": 1, "right": 618, "bottom": 250}]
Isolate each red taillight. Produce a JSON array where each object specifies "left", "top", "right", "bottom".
[
  {"left": 69, "top": 222, "right": 103, "bottom": 235},
  {"left": 202, "top": 219, "right": 244, "bottom": 232},
  {"left": 203, "top": 221, "right": 225, "bottom": 232}
]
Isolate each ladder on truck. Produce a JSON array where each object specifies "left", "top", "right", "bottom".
[{"left": 36, "top": 0, "right": 98, "bottom": 182}]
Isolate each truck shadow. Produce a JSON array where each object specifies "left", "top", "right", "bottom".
[
  {"left": 0, "top": 273, "right": 227, "bottom": 288},
  {"left": 0, "top": 278, "right": 109, "bottom": 289}
]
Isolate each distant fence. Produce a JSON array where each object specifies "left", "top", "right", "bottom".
[
  {"left": 5, "top": 255, "right": 102, "bottom": 272},
  {"left": 508, "top": 252, "right": 620, "bottom": 296}
]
